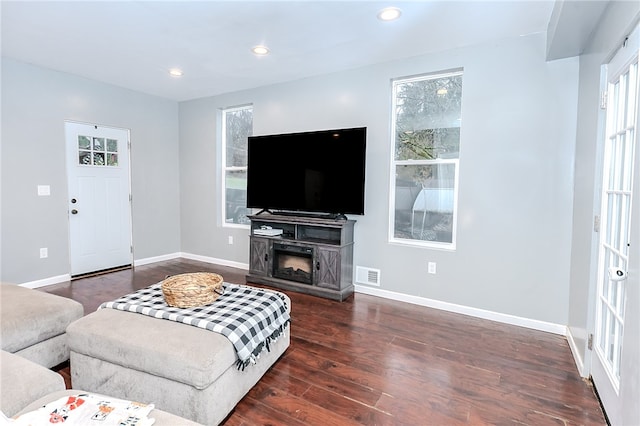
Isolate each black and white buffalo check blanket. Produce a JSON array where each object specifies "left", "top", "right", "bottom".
[{"left": 99, "top": 282, "right": 290, "bottom": 370}]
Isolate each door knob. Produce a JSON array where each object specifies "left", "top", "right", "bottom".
[
  {"left": 71, "top": 198, "right": 77, "bottom": 204},
  {"left": 71, "top": 209, "right": 78, "bottom": 215},
  {"left": 608, "top": 266, "right": 627, "bottom": 281}
]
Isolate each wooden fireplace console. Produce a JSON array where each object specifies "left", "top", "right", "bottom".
[{"left": 246, "top": 214, "right": 355, "bottom": 301}]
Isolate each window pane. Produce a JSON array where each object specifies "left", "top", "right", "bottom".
[
  {"left": 394, "top": 74, "right": 462, "bottom": 160},
  {"left": 396, "top": 127, "right": 460, "bottom": 161},
  {"left": 222, "top": 105, "right": 253, "bottom": 226},
  {"left": 225, "top": 108, "right": 253, "bottom": 168},
  {"left": 394, "top": 163, "right": 455, "bottom": 243},
  {"left": 225, "top": 169, "right": 249, "bottom": 224}
]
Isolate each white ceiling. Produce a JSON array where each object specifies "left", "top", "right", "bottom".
[{"left": 1, "top": 1, "right": 594, "bottom": 102}]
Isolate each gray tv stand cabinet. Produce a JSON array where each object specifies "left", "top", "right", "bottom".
[{"left": 246, "top": 214, "right": 355, "bottom": 301}]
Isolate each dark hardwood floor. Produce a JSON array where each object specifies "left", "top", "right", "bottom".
[{"left": 42, "top": 258, "right": 605, "bottom": 425}]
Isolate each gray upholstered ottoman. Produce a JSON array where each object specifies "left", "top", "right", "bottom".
[
  {"left": 2, "top": 351, "right": 203, "bottom": 425},
  {"left": 0, "top": 283, "right": 84, "bottom": 368},
  {"left": 67, "top": 292, "right": 291, "bottom": 425}
]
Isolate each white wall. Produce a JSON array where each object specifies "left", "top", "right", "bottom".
[
  {"left": 1, "top": 58, "right": 181, "bottom": 284},
  {"left": 0, "top": 31, "right": 583, "bottom": 328},
  {"left": 179, "top": 32, "right": 580, "bottom": 326}
]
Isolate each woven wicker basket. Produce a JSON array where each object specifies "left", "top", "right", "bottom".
[{"left": 161, "top": 272, "right": 224, "bottom": 308}]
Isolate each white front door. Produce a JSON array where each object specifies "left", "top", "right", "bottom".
[
  {"left": 591, "top": 23, "right": 639, "bottom": 426},
  {"left": 65, "top": 122, "right": 132, "bottom": 276}
]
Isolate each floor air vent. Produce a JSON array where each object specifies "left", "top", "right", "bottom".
[{"left": 356, "top": 266, "right": 381, "bottom": 286}]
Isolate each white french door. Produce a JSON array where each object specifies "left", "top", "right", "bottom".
[
  {"left": 65, "top": 122, "right": 133, "bottom": 276},
  {"left": 591, "top": 23, "right": 639, "bottom": 426}
]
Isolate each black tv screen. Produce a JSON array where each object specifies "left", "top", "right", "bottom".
[{"left": 246, "top": 127, "right": 366, "bottom": 216}]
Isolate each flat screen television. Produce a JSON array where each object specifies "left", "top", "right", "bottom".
[{"left": 246, "top": 127, "right": 366, "bottom": 218}]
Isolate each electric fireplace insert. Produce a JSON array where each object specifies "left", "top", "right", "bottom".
[{"left": 272, "top": 243, "right": 314, "bottom": 285}]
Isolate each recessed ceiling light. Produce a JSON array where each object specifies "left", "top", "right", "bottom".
[
  {"left": 436, "top": 88, "right": 448, "bottom": 96},
  {"left": 168, "top": 68, "right": 183, "bottom": 77},
  {"left": 377, "top": 7, "right": 401, "bottom": 21},
  {"left": 252, "top": 45, "right": 270, "bottom": 56}
]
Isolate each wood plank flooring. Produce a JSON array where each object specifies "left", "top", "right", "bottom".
[{"left": 41, "top": 258, "right": 606, "bottom": 425}]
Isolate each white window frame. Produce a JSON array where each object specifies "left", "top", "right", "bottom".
[
  {"left": 388, "top": 70, "right": 462, "bottom": 250},
  {"left": 221, "top": 104, "right": 253, "bottom": 228}
]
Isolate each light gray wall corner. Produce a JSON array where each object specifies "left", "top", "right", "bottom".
[
  {"left": 179, "top": 32, "right": 579, "bottom": 327},
  {"left": 567, "top": 1, "right": 640, "bottom": 376},
  {"left": 0, "top": 58, "right": 181, "bottom": 284},
  {"left": 546, "top": 0, "right": 610, "bottom": 61}
]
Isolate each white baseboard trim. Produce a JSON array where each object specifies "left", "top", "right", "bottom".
[
  {"left": 179, "top": 252, "right": 249, "bottom": 271},
  {"left": 134, "top": 252, "right": 182, "bottom": 266},
  {"left": 20, "top": 274, "right": 71, "bottom": 289},
  {"left": 355, "top": 285, "right": 567, "bottom": 336},
  {"left": 19, "top": 253, "right": 247, "bottom": 289},
  {"left": 566, "top": 327, "right": 588, "bottom": 377},
  {"left": 134, "top": 252, "right": 249, "bottom": 271},
  {"left": 19, "top": 258, "right": 564, "bottom": 337}
]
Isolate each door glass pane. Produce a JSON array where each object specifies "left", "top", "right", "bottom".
[
  {"left": 624, "top": 132, "right": 634, "bottom": 190},
  {"left": 611, "top": 277, "right": 619, "bottom": 310},
  {"left": 613, "top": 194, "right": 621, "bottom": 248},
  {"left": 607, "top": 141, "right": 616, "bottom": 189},
  {"left": 606, "top": 193, "right": 614, "bottom": 244},
  {"left": 611, "top": 81, "right": 620, "bottom": 126},
  {"left": 619, "top": 267, "right": 627, "bottom": 318},
  {"left": 602, "top": 263, "right": 610, "bottom": 303},
  {"left": 617, "top": 134, "right": 626, "bottom": 189},
  {"left": 621, "top": 73, "right": 629, "bottom": 128},
  {"left": 608, "top": 316, "right": 616, "bottom": 363},
  {"left": 598, "top": 300, "right": 607, "bottom": 352},
  {"left": 93, "top": 153, "right": 104, "bottom": 165},
  {"left": 106, "top": 139, "right": 118, "bottom": 153},
  {"left": 78, "top": 136, "right": 91, "bottom": 149},
  {"left": 615, "top": 326, "right": 622, "bottom": 377},
  {"left": 93, "top": 137, "right": 104, "bottom": 151},
  {"left": 107, "top": 153, "right": 118, "bottom": 166},
  {"left": 79, "top": 151, "right": 91, "bottom": 164}
]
